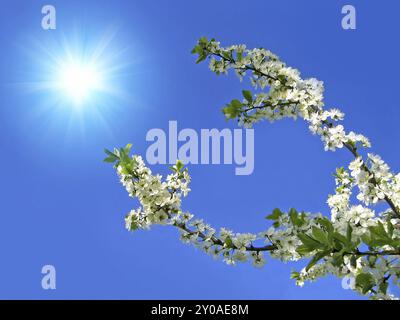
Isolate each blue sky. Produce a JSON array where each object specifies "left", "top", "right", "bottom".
[{"left": 0, "top": 0, "right": 399, "bottom": 299}]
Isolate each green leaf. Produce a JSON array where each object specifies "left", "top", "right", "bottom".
[
  {"left": 333, "top": 167, "right": 345, "bottom": 180},
  {"left": 333, "top": 232, "right": 348, "bottom": 246},
  {"left": 242, "top": 90, "right": 253, "bottom": 103},
  {"left": 222, "top": 50, "right": 232, "bottom": 60},
  {"left": 126, "top": 214, "right": 139, "bottom": 231},
  {"left": 317, "top": 217, "right": 334, "bottom": 234},
  {"left": 266, "top": 208, "right": 284, "bottom": 228},
  {"left": 176, "top": 160, "right": 184, "bottom": 172},
  {"left": 191, "top": 37, "right": 209, "bottom": 64},
  {"left": 266, "top": 208, "right": 283, "bottom": 221},
  {"left": 379, "top": 281, "right": 389, "bottom": 295},
  {"left": 224, "top": 236, "right": 234, "bottom": 248},
  {"left": 366, "top": 221, "right": 394, "bottom": 247},
  {"left": 311, "top": 227, "right": 330, "bottom": 246},
  {"left": 277, "top": 74, "right": 287, "bottom": 83},
  {"left": 387, "top": 221, "right": 394, "bottom": 238},
  {"left": 222, "top": 99, "right": 243, "bottom": 119},
  {"left": 332, "top": 239, "right": 344, "bottom": 252},
  {"left": 289, "top": 208, "right": 304, "bottom": 227},
  {"left": 198, "top": 36, "right": 208, "bottom": 46},
  {"left": 296, "top": 245, "right": 312, "bottom": 256},
  {"left": 125, "top": 143, "right": 133, "bottom": 154},
  {"left": 355, "top": 273, "right": 375, "bottom": 294},
  {"left": 103, "top": 148, "right": 119, "bottom": 163},
  {"left": 290, "top": 271, "right": 300, "bottom": 280},
  {"left": 368, "top": 255, "right": 377, "bottom": 267},
  {"left": 103, "top": 155, "right": 118, "bottom": 163},
  {"left": 231, "top": 99, "right": 242, "bottom": 109},
  {"left": 361, "top": 233, "right": 375, "bottom": 247},
  {"left": 346, "top": 223, "right": 353, "bottom": 242},
  {"left": 350, "top": 255, "right": 357, "bottom": 268},
  {"left": 196, "top": 53, "right": 207, "bottom": 64},
  {"left": 104, "top": 148, "right": 115, "bottom": 157},
  {"left": 191, "top": 45, "right": 206, "bottom": 63},
  {"left": 298, "top": 233, "right": 325, "bottom": 251},
  {"left": 370, "top": 221, "right": 389, "bottom": 238},
  {"left": 331, "top": 251, "right": 344, "bottom": 267},
  {"left": 119, "top": 145, "right": 132, "bottom": 164},
  {"left": 306, "top": 249, "right": 330, "bottom": 271}
]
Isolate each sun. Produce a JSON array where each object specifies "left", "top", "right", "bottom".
[
  {"left": 22, "top": 28, "right": 129, "bottom": 108},
  {"left": 57, "top": 61, "right": 103, "bottom": 104},
  {"left": 19, "top": 28, "right": 135, "bottom": 123}
]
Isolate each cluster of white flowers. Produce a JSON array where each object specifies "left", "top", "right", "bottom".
[
  {"left": 327, "top": 168, "right": 352, "bottom": 222},
  {"left": 293, "top": 249, "right": 400, "bottom": 301},
  {"left": 115, "top": 152, "right": 269, "bottom": 267},
  {"left": 108, "top": 38, "right": 400, "bottom": 300},
  {"left": 261, "top": 215, "right": 312, "bottom": 263},
  {"left": 327, "top": 166, "right": 377, "bottom": 237},
  {"left": 113, "top": 147, "right": 399, "bottom": 298},
  {"left": 293, "top": 262, "right": 332, "bottom": 287},
  {"left": 341, "top": 205, "right": 375, "bottom": 233},
  {"left": 203, "top": 38, "right": 372, "bottom": 155},
  {"left": 342, "top": 153, "right": 400, "bottom": 215},
  {"left": 368, "top": 154, "right": 400, "bottom": 208},
  {"left": 117, "top": 155, "right": 189, "bottom": 230}
]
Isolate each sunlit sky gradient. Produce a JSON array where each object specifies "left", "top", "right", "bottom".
[{"left": 0, "top": 0, "right": 399, "bottom": 299}]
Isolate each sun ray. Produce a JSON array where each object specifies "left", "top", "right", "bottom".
[{"left": 12, "top": 27, "right": 138, "bottom": 142}]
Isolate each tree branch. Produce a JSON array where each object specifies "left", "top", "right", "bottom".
[{"left": 210, "top": 51, "right": 400, "bottom": 219}]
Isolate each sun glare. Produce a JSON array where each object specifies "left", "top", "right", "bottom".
[
  {"left": 58, "top": 61, "right": 103, "bottom": 104},
  {"left": 21, "top": 28, "right": 133, "bottom": 121}
]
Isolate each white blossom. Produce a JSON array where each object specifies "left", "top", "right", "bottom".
[{"left": 107, "top": 38, "right": 400, "bottom": 300}]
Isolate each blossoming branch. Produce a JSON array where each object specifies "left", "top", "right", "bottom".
[{"left": 105, "top": 37, "right": 400, "bottom": 300}]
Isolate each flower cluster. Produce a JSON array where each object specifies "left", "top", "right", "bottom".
[
  {"left": 107, "top": 144, "right": 270, "bottom": 267},
  {"left": 194, "top": 37, "right": 371, "bottom": 154},
  {"left": 105, "top": 38, "right": 400, "bottom": 300}
]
